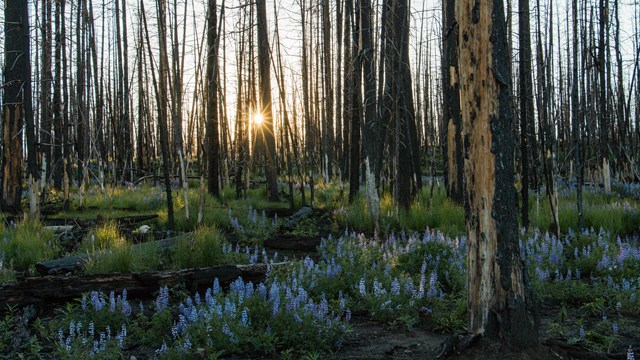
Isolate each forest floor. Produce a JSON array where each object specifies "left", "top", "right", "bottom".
[{"left": 0, "top": 184, "right": 640, "bottom": 360}]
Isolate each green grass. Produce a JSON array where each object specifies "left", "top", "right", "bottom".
[
  {"left": 77, "top": 221, "right": 126, "bottom": 253},
  {"left": 83, "top": 240, "right": 162, "bottom": 275},
  {"left": 83, "top": 226, "right": 245, "bottom": 275},
  {"left": 169, "top": 226, "right": 242, "bottom": 269},
  {"left": 0, "top": 220, "right": 58, "bottom": 272},
  {"left": 528, "top": 191, "right": 639, "bottom": 235},
  {"left": 334, "top": 186, "right": 466, "bottom": 236}
]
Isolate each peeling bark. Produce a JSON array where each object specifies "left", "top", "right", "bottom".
[{"left": 457, "top": 0, "right": 538, "bottom": 348}]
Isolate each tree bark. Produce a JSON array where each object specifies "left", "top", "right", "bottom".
[
  {"left": 571, "top": 0, "right": 583, "bottom": 230},
  {"left": 40, "top": 0, "right": 53, "bottom": 188},
  {"left": 256, "top": 0, "right": 279, "bottom": 201},
  {"left": 457, "top": 0, "right": 538, "bottom": 347},
  {"left": 322, "top": 0, "right": 334, "bottom": 180},
  {"left": 207, "top": 0, "right": 221, "bottom": 197},
  {"left": 518, "top": 0, "right": 535, "bottom": 229},
  {"left": 347, "top": 0, "right": 361, "bottom": 204},
  {"left": 442, "top": 0, "right": 464, "bottom": 204},
  {"left": 2, "top": 0, "right": 33, "bottom": 213}
]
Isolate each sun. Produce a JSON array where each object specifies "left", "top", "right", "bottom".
[{"left": 253, "top": 113, "right": 264, "bottom": 125}]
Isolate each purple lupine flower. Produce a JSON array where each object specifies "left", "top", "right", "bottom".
[
  {"left": 155, "top": 341, "right": 168, "bottom": 356},
  {"left": 316, "top": 294, "right": 329, "bottom": 319},
  {"left": 628, "top": 346, "right": 635, "bottom": 360},
  {"left": 241, "top": 308, "right": 249, "bottom": 327},
  {"left": 121, "top": 299, "right": 132, "bottom": 318},
  {"left": 222, "top": 323, "right": 236, "bottom": 343},
  {"left": 224, "top": 297, "right": 237, "bottom": 319},
  {"left": 181, "top": 337, "right": 192, "bottom": 352},
  {"left": 613, "top": 322, "right": 619, "bottom": 335},
  {"left": 304, "top": 256, "right": 314, "bottom": 270},
  {"left": 156, "top": 286, "right": 170, "bottom": 312},
  {"left": 58, "top": 328, "right": 64, "bottom": 349},
  {"left": 358, "top": 276, "right": 366, "bottom": 296},
  {"left": 212, "top": 278, "right": 221, "bottom": 295},
  {"left": 427, "top": 270, "right": 438, "bottom": 297},
  {"left": 257, "top": 283, "right": 267, "bottom": 299},
  {"left": 88, "top": 321, "right": 95, "bottom": 337},
  {"left": 579, "top": 325, "right": 585, "bottom": 339},
  {"left": 91, "top": 291, "right": 103, "bottom": 311},
  {"left": 391, "top": 277, "right": 401, "bottom": 296},
  {"left": 109, "top": 291, "right": 116, "bottom": 313},
  {"left": 373, "top": 278, "right": 385, "bottom": 297}
]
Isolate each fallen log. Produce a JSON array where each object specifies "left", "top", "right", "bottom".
[
  {"left": 281, "top": 207, "right": 313, "bottom": 230},
  {"left": 35, "top": 233, "right": 193, "bottom": 275},
  {"left": 45, "top": 225, "right": 75, "bottom": 234},
  {"left": 263, "top": 235, "right": 322, "bottom": 251},
  {"left": 2, "top": 262, "right": 287, "bottom": 308}
]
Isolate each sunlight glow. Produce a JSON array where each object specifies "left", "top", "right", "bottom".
[{"left": 253, "top": 113, "right": 264, "bottom": 126}]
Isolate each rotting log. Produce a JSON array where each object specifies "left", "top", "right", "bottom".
[
  {"left": 263, "top": 236, "right": 322, "bottom": 251},
  {"left": 2, "top": 262, "right": 287, "bottom": 308},
  {"left": 36, "top": 233, "right": 193, "bottom": 275}
]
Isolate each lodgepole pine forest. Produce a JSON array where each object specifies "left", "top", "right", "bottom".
[{"left": 0, "top": 0, "right": 639, "bottom": 358}]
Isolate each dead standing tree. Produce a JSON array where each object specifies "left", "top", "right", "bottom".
[
  {"left": 256, "top": 0, "right": 279, "bottom": 201},
  {"left": 206, "top": 0, "right": 221, "bottom": 198},
  {"left": 442, "top": 0, "right": 464, "bottom": 205},
  {"left": 456, "top": 0, "right": 538, "bottom": 349},
  {"left": 2, "top": 0, "right": 35, "bottom": 214}
]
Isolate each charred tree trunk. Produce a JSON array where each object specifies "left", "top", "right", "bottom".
[
  {"left": 154, "top": 0, "right": 175, "bottom": 227},
  {"left": 572, "top": 0, "right": 583, "bottom": 230},
  {"left": 322, "top": 0, "right": 334, "bottom": 180},
  {"left": 442, "top": 0, "right": 464, "bottom": 204},
  {"left": 206, "top": 0, "right": 221, "bottom": 197},
  {"left": 256, "top": 0, "right": 279, "bottom": 201},
  {"left": 52, "top": 0, "right": 64, "bottom": 189},
  {"left": 347, "top": 0, "right": 361, "bottom": 203},
  {"left": 121, "top": 0, "right": 133, "bottom": 182},
  {"left": 518, "top": 0, "right": 535, "bottom": 228},
  {"left": 40, "top": 0, "right": 53, "bottom": 187},
  {"left": 2, "top": 0, "right": 34, "bottom": 213},
  {"left": 386, "top": 0, "right": 414, "bottom": 210},
  {"left": 457, "top": 0, "right": 538, "bottom": 347},
  {"left": 360, "top": 0, "right": 376, "bottom": 139}
]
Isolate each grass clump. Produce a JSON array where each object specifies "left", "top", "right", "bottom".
[
  {"left": 84, "top": 227, "right": 246, "bottom": 275},
  {"left": 170, "top": 226, "right": 235, "bottom": 269},
  {"left": 83, "top": 241, "right": 161, "bottom": 275},
  {"left": 78, "top": 221, "right": 126, "bottom": 254},
  {"left": 0, "top": 220, "right": 58, "bottom": 271}
]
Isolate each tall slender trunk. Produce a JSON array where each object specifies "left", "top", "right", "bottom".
[
  {"left": 322, "top": 0, "right": 334, "bottom": 180},
  {"left": 518, "top": 0, "right": 535, "bottom": 228},
  {"left": 2, "top": 0, "right": 34, "bottom": 213},
  {"left": 41, "top": 0, "right": 53, "bottom": 187},
  {"left": 346, "top": 0, "right": 360, "bottom": 203},
  {"left": 256, "top": 0, "right": 279, "bottom": 201},
  {"left": 121, "top": 0, "right": 132, "bottom": 181},
  {"left": 572, "top": 0, "right": 583, "bottom": 230},
  {"left": 206, "top": 0, "right": 221, "bottom": 197},
  {"left": 442, "top": 0, "right": 463, "bottom": 204}
]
